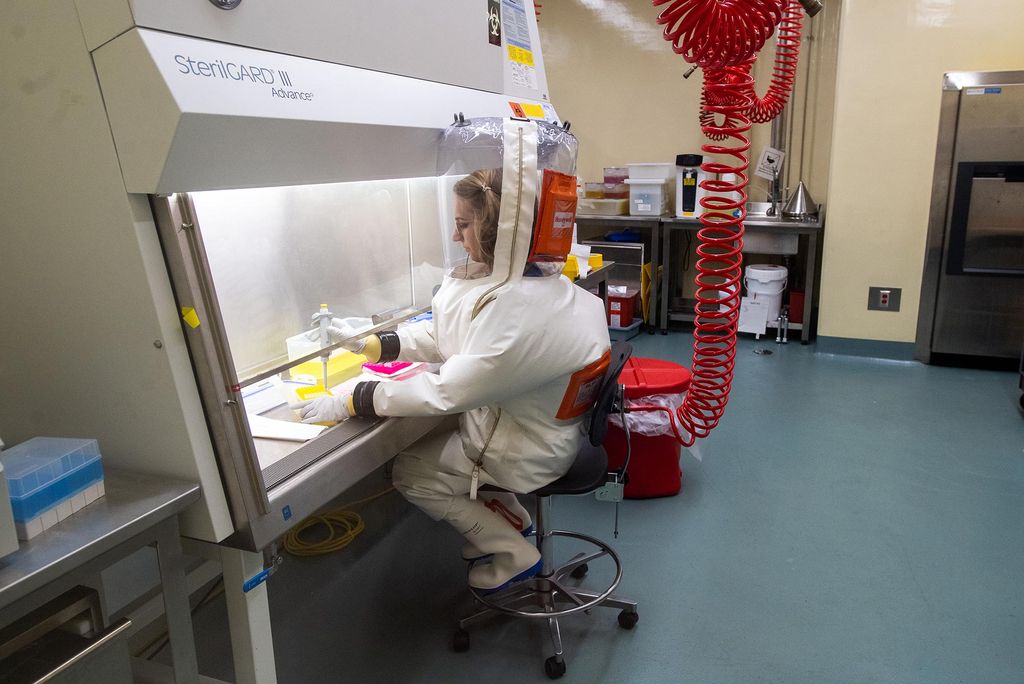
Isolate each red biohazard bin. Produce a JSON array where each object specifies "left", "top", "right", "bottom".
[
  {"left": 605, "top": 357, "right": 691, "bottom": 498},
  {"left": 606, "top": 290, "right": 638, "bottom": 328}
]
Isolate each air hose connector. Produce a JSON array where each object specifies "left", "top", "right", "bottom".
[{"left": 798, "top": 0, "right": 823, "bottom": 17}]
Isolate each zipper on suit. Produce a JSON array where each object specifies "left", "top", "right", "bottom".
[{"left": 469, "top": 408, "right": 502, "bottom": 500}]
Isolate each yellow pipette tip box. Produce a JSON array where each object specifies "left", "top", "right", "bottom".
[
  {"left": 292, "top": 386, "right": 338, "bottom": 426},
  {"left": 295, "top": 385, "right": 332, "bottom": 401},
  {"left": 291, "top": 351, "right": 366, "bottom": 388}
]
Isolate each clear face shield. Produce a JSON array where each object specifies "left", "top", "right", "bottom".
[{"left": 436, "top": 117, "right": 580, "bottom": 282}]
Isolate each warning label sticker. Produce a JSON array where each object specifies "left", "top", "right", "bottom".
[{"left": 502, "top": 0, "right": 538, "bottom": 90}]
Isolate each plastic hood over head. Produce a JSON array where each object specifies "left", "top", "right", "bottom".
[{"left": 436, "top": 118, "right": 579, "bottom": 295}]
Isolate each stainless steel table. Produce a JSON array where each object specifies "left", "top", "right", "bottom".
[
  {"left": 576, "top": 215, "right": 662, "bottom": 334},
  {"left": 661, "top": 211, "right": 825, "bottom": 342},
  {"left": 0, "top": 469, "right": 202, "bottom": 683},
  {"left": 574, "top": 261, "right": 614, "bottom": 302}
]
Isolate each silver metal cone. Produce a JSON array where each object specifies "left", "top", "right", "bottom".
[{"left": 782, "top": 181, "right": 818, "bottom": 220}]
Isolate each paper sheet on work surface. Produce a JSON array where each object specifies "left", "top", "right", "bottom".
[{"left": 247, "top": 413, "right": 325, "bottom": 442}]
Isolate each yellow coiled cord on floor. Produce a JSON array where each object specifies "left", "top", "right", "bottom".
[{"left": 283, "top": 486, "right": 395, "bottom": 556}]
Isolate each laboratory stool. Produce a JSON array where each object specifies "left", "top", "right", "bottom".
[{"left": 453, "top": 342, "right": 638, "bottom": 680}]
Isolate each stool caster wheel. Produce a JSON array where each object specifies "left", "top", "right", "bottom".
[
  {"left": 570, "top": 563, "right": 588, "bottom": 579},
  {"left": 452, "top": 629, "right": 470, "bottom": 652},
  {"left": 618, "top": 609, "right": 639, "bottom": 629},
  {"left": 545, "top": 656, "right": 566, "bottom": 679}
]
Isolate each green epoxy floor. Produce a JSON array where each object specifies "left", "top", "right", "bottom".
[{"left": 181, "top": 333, "right": 1024, "bottom": 682}]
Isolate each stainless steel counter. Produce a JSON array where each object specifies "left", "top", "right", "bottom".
[
  {"left": 0, "top": 469, "right": 201, "bottom": 683},
  {"left": 231, "top": 413, "right": 445, "bottom": 551},
  {"left": 577, "top": 208, "right": 825, "bottom": 342},
  {"left": 574, "top": 261, "right": 614, "bottom": 301}
]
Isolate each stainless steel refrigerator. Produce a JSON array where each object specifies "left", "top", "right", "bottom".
[{"left": 917, "top": 70, "right": 1024, "bottom": 364}]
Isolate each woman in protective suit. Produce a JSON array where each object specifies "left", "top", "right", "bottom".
[{"left": 297, "top": 120, "right": 610, "bottom": 592}]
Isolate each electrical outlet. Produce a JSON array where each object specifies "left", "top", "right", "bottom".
[{"left": 868, "top": 286, "right": 901, "bottom": 312}]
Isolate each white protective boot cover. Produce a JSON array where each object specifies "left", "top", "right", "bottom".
[
  {"left": 446, "top": 495, "right": 540, "bottom": 591},
  {"left": 460, "top": 492, "right": 533, "bottom": 561}
]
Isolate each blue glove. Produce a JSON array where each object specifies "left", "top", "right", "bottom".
[{"left": 294, "top": 395, "right": 352, "bottom": 424}]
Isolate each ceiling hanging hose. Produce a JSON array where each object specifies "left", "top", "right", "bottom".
[
  {"left": 745, "top": 0, "right": 803, "bottom": 123},
  {"left": 648, "top": 0, "right": 802, "bottom": 446}
]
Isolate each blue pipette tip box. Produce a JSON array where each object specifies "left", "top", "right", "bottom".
[{"left": 0, "top": 437, "right": 105, "bottom": 537}]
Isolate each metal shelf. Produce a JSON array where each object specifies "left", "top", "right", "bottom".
[{"left": 665, "top": 310, "right": 804, "bottom": 331}]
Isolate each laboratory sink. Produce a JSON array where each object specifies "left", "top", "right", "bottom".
[
  {"left": 746, "top": 201, "right": 776, "bottom": 216},
  {"left": 743, "top": 202, "right": 822, "bottom": 226}
]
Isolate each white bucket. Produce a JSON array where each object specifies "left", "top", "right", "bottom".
[{"left": 744, "top": 264, "right": 788, "bottom": 321}]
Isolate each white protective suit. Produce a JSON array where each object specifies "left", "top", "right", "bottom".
[{"left": 353, "top": 120, "right": 611, "bottom": 590}]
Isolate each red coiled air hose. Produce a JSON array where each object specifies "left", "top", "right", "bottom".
[
  {"left": 745, "top": 1, "right": 803, "bottom": 123},
  {"left": 644, "top": 0, "right": 799, "bottom": 446}
]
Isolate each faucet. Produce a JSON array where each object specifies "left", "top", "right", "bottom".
[{"left": 767, "top": 166, "right": 781, "bottom": 216}]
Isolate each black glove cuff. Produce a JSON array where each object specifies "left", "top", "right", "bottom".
[
  {"left": 352, "top": 381, "right": 381, "bottom": 419},
  {"left": 377, "top": 331, "right": 401, "bottom": 362}
]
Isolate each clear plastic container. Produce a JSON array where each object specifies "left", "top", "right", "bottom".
[
  {"left": 602, "top": 183, "right": 628, "bottom": 199},
  {"left": 625, "top": 178, "right": 671, "bottom": 216},
  {"left": 603, "top": 167, "right": 629, "bottom": 184},
  {"left": 0, "top": 461, "right": 17, "bottom": 558},
  {"left": 627, "top": 162, "right": 676, "bottom": 181},
  {"left": 1, "top": 437, "right": 104, "bottom": 523},
  {"left": 577, "top": 198, "right": 628, "bottom": 216}
]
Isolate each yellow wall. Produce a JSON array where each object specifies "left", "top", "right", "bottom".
[
  {"left": 539, "top": 0, "right": 841, "bottom": 292},
  {"left": 539, "top": 0, "right": 770, "bottom": 190},
  {"left": 820, "top": 0, "right": 1024, "bottom": 342}
]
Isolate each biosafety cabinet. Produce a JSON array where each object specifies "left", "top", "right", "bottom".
[{"left": 0, "top": 0, "right": 558, "bottom": 551}]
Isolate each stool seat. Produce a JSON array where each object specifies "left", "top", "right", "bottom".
[
  {"left": 535, "top": 442, "right": 608, "bottom": 497},
  {"left": 479, "top": 442, "right": 609, "bottom": 498}
]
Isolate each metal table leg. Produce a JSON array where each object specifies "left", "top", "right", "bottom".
[
  {"left": 220, "top": 547, "right": 277, "bottom": 684},
  {"left": 154, "top": 518, "right": 200, "bottom": 684},
  {"left": 660, "top": 225, "right": 671, "bottom": 334},
  {"left": 802, "top": 230, "right": 818, "bottom": 344},
  {"left": 649, "top": 220, "right": 660, "bottom": 334}
]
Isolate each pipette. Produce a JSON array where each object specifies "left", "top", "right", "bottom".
[{"left": 311, "top": 304, "right": 333, "bottom": 390}]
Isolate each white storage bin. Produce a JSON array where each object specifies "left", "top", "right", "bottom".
[
  {"left": 577, "top": 198, "right": 629, "bottom": 216},
  {"left": 628, "top": 162, "right": 675, "bottom": 181},
  {"left": 626, "top": 178, "right": 670, "bottom": 216}
]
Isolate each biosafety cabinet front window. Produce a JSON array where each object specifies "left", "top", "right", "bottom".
[
  {"left": 189, "top": 179, "right": 445, "bottom": 380},
  {"left": 151, "top": 177, "right": 446, "bottom": 487}
]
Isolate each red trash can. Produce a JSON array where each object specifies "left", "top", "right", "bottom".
[{"left": 605, "top": 357, "right": 691, "bottom": 498}]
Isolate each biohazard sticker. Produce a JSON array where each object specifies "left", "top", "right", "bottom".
[{"left": 487, "top": 0, "right": 502, "bottom": 46}]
